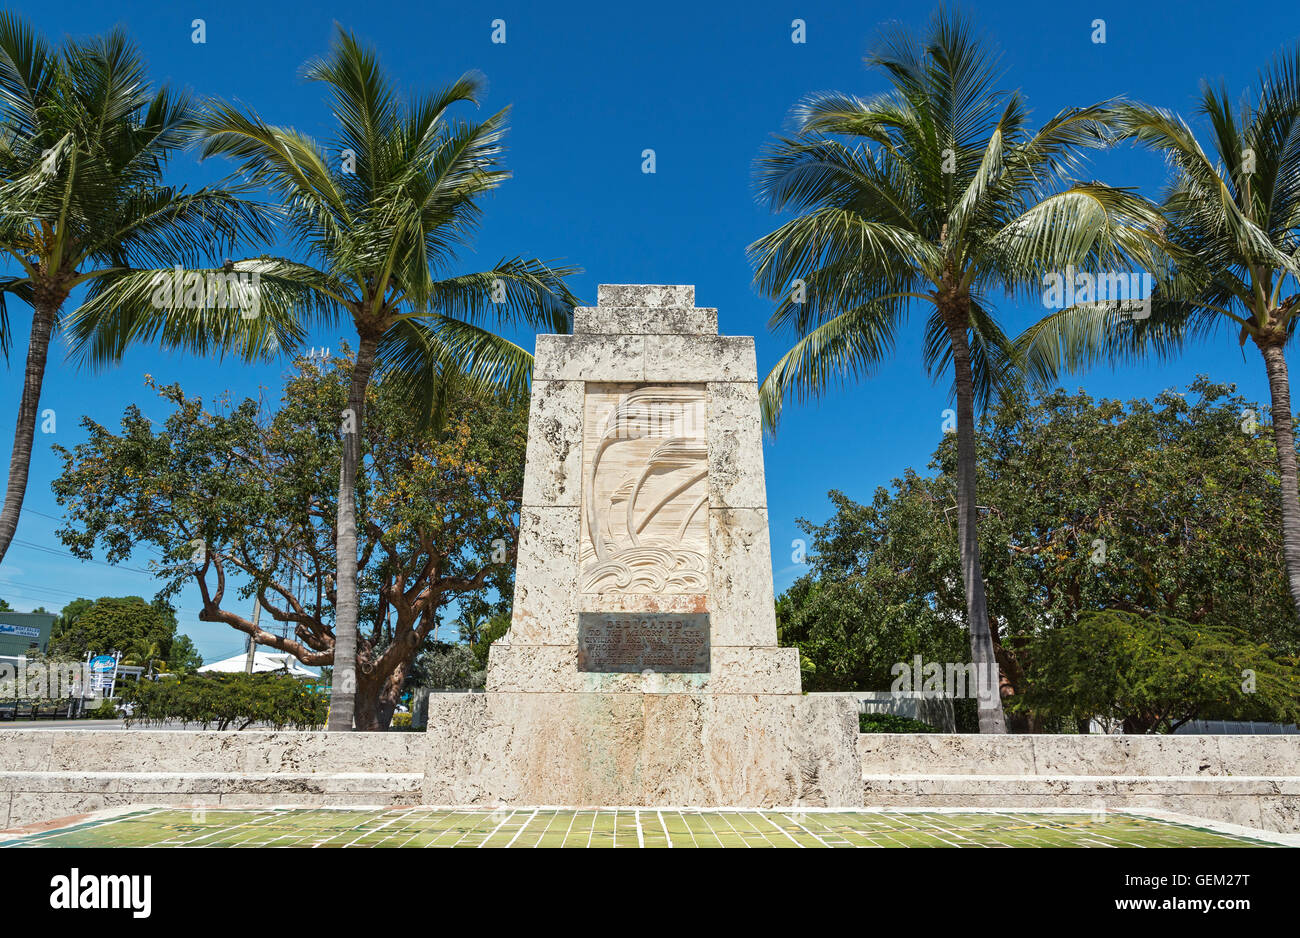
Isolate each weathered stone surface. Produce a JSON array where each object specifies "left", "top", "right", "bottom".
[
  {"left": 574, "top": 306, "right": 719, "bottom": 336},
  {"left": 855, "top": 733, "right": 1300, "bottom": 777},
  {"left": 0, "top": 729, "right": 425, "bottom": 775},
  {"left": 504, "top": 506, "right": 579, "bottom": 645},
  {"left": 422, "top": 691, "right": 861, "bottom": 807},
  {"left": 707, "top": 646, "right": 801, "bottom": 694},
  {"left": 597, "top": 284, "right": 694, "bottom": 308},
  {"left": 643, "top": 335, "right": 757, "bottom": 382},
  {"left": 521, "top": 380, "right": 583, "bottom": 507},
  {"left": 484, "top": 644, "right": 799, "bottom": 694},
  {"left": 707, "top": 381, "right": 767, "bottom": 509},
  {"left": 534, "top": 333, "right": 643, "bottom": 381},
  {"left": 577, "top": 592, "right": 709, "bottom": 615},
  {"left": 708, "top": 507, "right": 779, "bottom": 646}
]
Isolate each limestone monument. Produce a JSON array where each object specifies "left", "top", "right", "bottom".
[{"left": 424, "top": 285, "right": 860, "bottom": 806}]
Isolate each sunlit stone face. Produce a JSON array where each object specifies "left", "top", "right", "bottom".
[{"left": 579, "top": 383, "right": 709, "bottom": 594}]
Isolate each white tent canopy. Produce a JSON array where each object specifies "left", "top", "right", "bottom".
[{"left": 198, "top": 651, "right": 318, "bottom": 677}]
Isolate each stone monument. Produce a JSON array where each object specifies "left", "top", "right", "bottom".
[{"left": 423, "top": 285, "right": 860, "bottom": 806}]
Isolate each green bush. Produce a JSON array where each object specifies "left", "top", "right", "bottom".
[
  {"left": 87, "top": 699, "right": 119, "bottom": 719},
  {"left": 391, "top": 712, "right": 411, "bottom": 728},
  {"left": 858, "top": 712, "right": 938, "bottom": 733},
  {"left": 119, "top": 672, "right": 327, "bottom": 730}
]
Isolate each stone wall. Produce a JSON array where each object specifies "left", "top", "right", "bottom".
[
  {"left": 860, "top": 734, "right": 1300, "bottom": 833},
  {"left": 0, "top": 730, "right": 424, "bottom": 829}
]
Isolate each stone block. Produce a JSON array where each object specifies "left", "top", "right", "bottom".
[
  {"left": 534, "top": 333, "right": 643, "bottom": 381},
  {"left": 643, "top": 335, "right": 757, "bottom": 382},
  {"left": 707, "top": 381, "right": 767, "bottom": 509},
  {"left": 708, "top": 508, "right": 778, "bottom": 645},
  {"left": 506, "top": 506, "right": 580, "bottom": 644},
  {"left": 597, "top": 284, "right": 694, "bottom": 308},
  {"left": 422, "top": 691, "right": 861, "bottom": 807},
  {"left": 484, "top": 643, "right": 799, "bottom": 695},
  {"left": 574, "top": 306, "right": 718, "bottom": 336},
  {"left": 521, "top": 380, "right": 583, "bottom": 507}
]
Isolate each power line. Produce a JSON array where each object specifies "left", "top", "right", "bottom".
[
  {"left": 0, "top": 577, "right": 207, "bottom": 619},
  {"left": 10, "top": 537, "right": 155, "bottom": 575},
  {"left": 18, "top": 506, "right": 167, "bottom": 560}
]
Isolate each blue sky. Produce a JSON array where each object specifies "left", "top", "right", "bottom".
[{"left": 2, "top": 0, "right": 1296, "bottom": 663}]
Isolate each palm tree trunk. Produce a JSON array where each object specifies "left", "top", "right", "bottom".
[
  {"left": 328, "top": 333, "right": 379, "bottom": 731},
  {"left": 0, "top": 299, "right": 57, "bottom": 566},
  {"left": 1259, "top": 340, "right": 1300, "bottom": 623},
  {"left": 947, "top": 316, "right": 1007, "bottom": 734}
]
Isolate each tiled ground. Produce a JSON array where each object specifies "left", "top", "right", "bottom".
[{"left": 0, "top": 807, "right": 1278, "bottom": 847}]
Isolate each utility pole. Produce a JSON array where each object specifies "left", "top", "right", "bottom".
[{"left": 244, "top": 585, "right": 265, "bottom": 675}]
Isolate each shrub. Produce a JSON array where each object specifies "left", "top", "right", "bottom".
[
  {"left": 859, "top": 712, "right": 938, "bottom": 733},
  {"left": 119, "top": 672, "right": 327, "bottom": 730},
  {"left": 391, "top": 712, "right": 412, "bottom": 728},
  {"left": 87, "top": 699, "right": 119, "bottom": 720}
]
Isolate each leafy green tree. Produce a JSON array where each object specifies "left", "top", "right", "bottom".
[
  {"left": 0, "top": 597, "right": 10, "bottom": 611},
  {"left": 168, "top": 633, "right": 203, "bottom": 673},
  {"left": 120, "top": 672, "right": 326, "bottom": 730},
  {"left": 471, "top": 609, "right": 511, "bottom": 672},
  {"left": 48, "top": 595, "right": 177, "bottom": 665},
  {"left": 52, "top": 352, "right": 528, "bottom": 729},
  {"left": 410, "top": 642, "right": 484, "bottom": 690},
  {"left": 1017, "top": 610, "right": 1300, "bottom": 733},
  {"left": 0, "top": 14, "right": 269, "bottom": 566},
  {"left": 50, "top": 596, "right": 91, "bottom": 646},
  {"left": 1020, "top": 48, "right": 1300, "bottom": 623},
  {"left": 748, "top": 8, "right": 1159, "bottom": 731},
  {"left": 779, "top": 379, "right": 1297, "bottom": 728}
]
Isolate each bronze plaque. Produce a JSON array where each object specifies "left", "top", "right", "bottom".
[{"left": 577, "top": 612, "right": 711, "bottom": 673}]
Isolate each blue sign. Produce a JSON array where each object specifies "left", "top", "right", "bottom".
[
  {"left": 89, "top": 655, "right": 117, "bottom": 673},
  {"left": 0, "top": 622, "right": 40, "bottom": 639}
]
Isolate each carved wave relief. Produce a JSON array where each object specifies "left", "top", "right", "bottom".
[{"left": 581, "top": 385, "right": 709, "bottom": 594}]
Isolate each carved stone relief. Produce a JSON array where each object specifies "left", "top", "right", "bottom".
[{"left": 580, "top": 384, "right": 709, "bottom": 593}]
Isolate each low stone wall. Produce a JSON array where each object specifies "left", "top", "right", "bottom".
[
  {"left": 0, "top": 730, "right": 424, "bottom": 829},
  {"left": 859, "top": 734, "right": 1300, "bottom": 834},
  {"left": 858, "top": 732, "right": 1300, "bottom": 775}
]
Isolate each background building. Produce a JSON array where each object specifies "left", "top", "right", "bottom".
[{"left": 0, "top": 611, "right": 55, "bottom": 657}]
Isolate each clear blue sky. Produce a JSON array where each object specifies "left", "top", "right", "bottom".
[{"left": 2, "top": 0, "right": 1295, "bottom": 663}]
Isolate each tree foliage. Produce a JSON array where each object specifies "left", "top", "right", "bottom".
[
  {"left": 1017, "top": 610, "right": 1300, "bottom": 733},
  {"left": 779, "top": 378, "right": 1298, "bottom": 729},
  {"left": 47, "top": 594, "right": 178, "bottom": 668},
  {"left": 51, "top": 351, "right": 527, "bottom": 728},
  {"left": 120, "top": 672, "right": 326, "bottom": 730}
]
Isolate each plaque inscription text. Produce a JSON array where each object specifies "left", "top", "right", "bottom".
[{"left": 577, "top": 612, "right": 711, "bottom": 673}]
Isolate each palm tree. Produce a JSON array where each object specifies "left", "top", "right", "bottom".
[
  {"left": 747, "top": 8, "right": 1161, "bottom": 732},
  {"left": 75, "top": 27, "right": 578, "bottom": 730},
  {"left": 1020, "top": 49, "right": 1300, "bottom": 626},
  {"left": 0, "top": 15, "right": 270, "bottom": 566}
]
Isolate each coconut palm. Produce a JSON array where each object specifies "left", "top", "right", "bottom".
[
  {"left": 748, "top": 8, "right": 1161, "bottom": 732},
  {"left": 0, "top": 15, "right": 271, "bottom": 567},
  {"left": 72, "top": 27, "right": 579, "bottom": 730},
  {"left": 1019, "top": 49, "right": 1300, "bottom": 625}
]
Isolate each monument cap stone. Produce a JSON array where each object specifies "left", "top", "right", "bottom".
[{"left": 574, "top": 283, "right": 718, "bottom": 336}]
